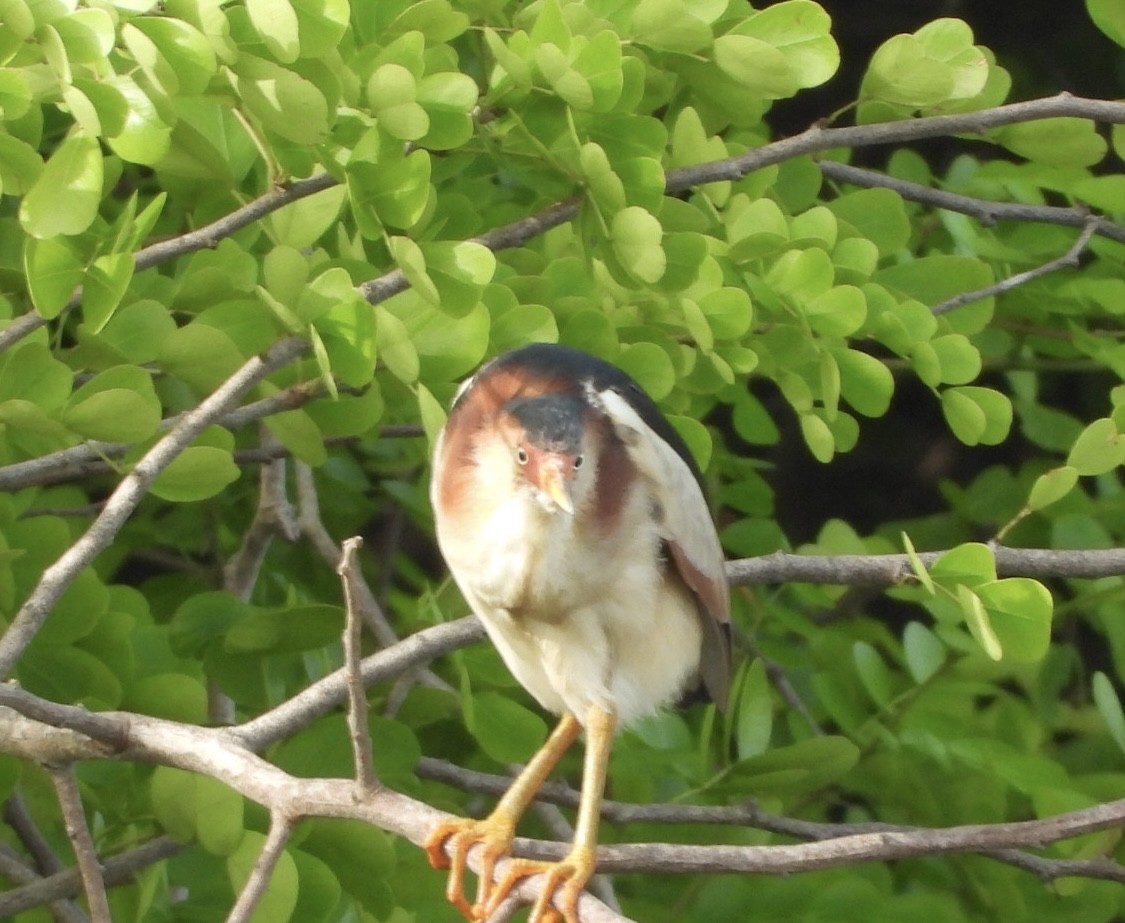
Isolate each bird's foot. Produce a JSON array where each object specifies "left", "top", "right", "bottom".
[
  {"left": 424, "top": 815, "right": 516, "bottom": 920},
  {"left": 481, "top": 846, "right": 595, "bottom": 923}
]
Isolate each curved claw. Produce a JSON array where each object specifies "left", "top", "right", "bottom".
[
  {"left": 480, "top": 846, "right": 595, "bottom": 923},
  {"left": 424, "top": 816, "right": 517, "bottom": 920}
]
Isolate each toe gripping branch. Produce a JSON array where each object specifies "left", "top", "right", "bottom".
[{"left": 425, "top": 707, "right": 616, "bottom": 922}]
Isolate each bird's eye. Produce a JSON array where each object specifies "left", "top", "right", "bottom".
[
  {"left": 516, "top": 447, "right": 529, "bottom": 465},
  {"left": 573, "top": 455, "right": 584, "bottom": 470}
]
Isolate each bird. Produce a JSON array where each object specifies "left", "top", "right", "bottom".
[{"left": 426, "top": 342, "right": 730, "bottom": 923}]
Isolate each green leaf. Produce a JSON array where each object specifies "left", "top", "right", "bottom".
[
  {"left": 958, "top": 584, "right": 1002, "bottom": 661},
  {"left": 64, "top": 388, "right": 161, "bottom": 442},
  {"left": 901, "top": 532, "right": 934, "bottom": 594},
  {"left": 230, "top": 55, "right": 329, "bottom": 145},
  {"left": 804, "top": 285, "right": 866, "bottom": 337},
  {"left": 23, "top": 237, "right": 84, "bottom": 319},
  {"left": 736, "top": 1, "right": 839, "bottom": 89},
  {"left": 171, "top": 591, "right": 256, "bottom": 657},
  {"left": 993, "top": 118, "right": 1107, "bottom": 167},
  {"left": 1087, "top": 0, "right": 1125, "bottom": 46},
  {"left": 977, "top": 578, "right": 1053, "bottom": 663},
  {"left": 729, "top": 736, "right": 860, "bottom": 795},
  {"left": 853, "top": 641, "right": 893, "bottom": 707},
  {"left": 734, "top": 659, "right": 772, "bottom": 759},
  {"left": 610, "top": 207, "right": 665, "bottom": 284},
  {"left": 941, "top": 386, "right": 1011, "bottom": 446},
  {"left": 632, "top": 0, "right": 712, "bottom": 53},
  {"left": 833, "top": 347, "right": 893, "bottom": 417},
  {"left": 82, "top": 254, "right": 135, "bottom": 333},
  {"left": 151, "top": 766, "right": 244, "bottom": 854},
  {"left": 616, "top": 341, "right": 674, "bottom": 401},
  {"left": 0, "top": 341, "right": 73, "bottom": 410},
  {"left": 799, "top": 411, "right": 835, "bottom": 463},
  {"left": 369, "top": 63, "right": 428, "bottom": 140},
  {"left": 375, "top": 305, "right": 421, "bottom": 383},
  {"left": 903, "top": 621, "right": 945, "bottom": 684},
  {"left": 0, "top": 132, "right": 42, "bottom": 195},
  {"left": 225, "top": 604, "right": 344, "bottom": 653},
  {"left": 19, "top": 132, "right": 103, "bottom": 238},
  {"left": 929, "top": 333, "right": 981, "bottom": 385},
  {"left": 468, "top": 691, "right": 548, "bottom": 764},
  {"left": 1067, "top": 417, "right": 1125, "bottom": 475},
  {"left": 149, "top": 446, "right": 240, "bottom": 502},
  {"left": 1027, "top": 466, "right": 1079, "bottom": 511},
  {"left": 246, "top": 0, "right": 300, "bottom": 62},
  {"left": 827, "top": 188, "right": 910, "bottom": 256},
  {"left": 1092, "top": 672, "right": 1125, "bottom": 755},
  {"left": 930, "top": 542, "right": 996, "bottom": 589},
  {"left": 713, "top": 34, "right": 796, "bottom": 99}
]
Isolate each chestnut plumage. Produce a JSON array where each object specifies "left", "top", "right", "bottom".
[{"left": 427, "top": 343, "right": 730, "bottom": 923}]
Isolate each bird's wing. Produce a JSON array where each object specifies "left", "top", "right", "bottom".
[{"left": 594, "top": 387, "right": 731, "bottom": 706}]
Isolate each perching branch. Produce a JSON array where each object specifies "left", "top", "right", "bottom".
[{"left": 1, "top": 687, "right": 1122, "bottom": 909}]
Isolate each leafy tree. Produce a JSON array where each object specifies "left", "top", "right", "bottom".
[{"left": 1, "top": 1, "right": 1124, "bottom": 921}]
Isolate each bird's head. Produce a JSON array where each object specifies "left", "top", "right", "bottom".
[{"left": 497, "top": 393, "right": 591, "bottom": 515}]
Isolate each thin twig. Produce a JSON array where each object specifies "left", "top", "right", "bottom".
[
  {"left": 726, "top": 546, "right": 1125, "bottom": 586},
  {"left": 296, "top": 464, "right": 400, "bottom": 647},
  {"left": 5, "top": 789, "right": 67, "bottom": 877},
  {"left": 225, "top": 812, "right": 295, "bottom": 923},
  {"left": 338, "top": 537, "right": 380, "bottom": 794},
  {"left": 818, "top": 160, "right": 1125, "bottom": 244},
  {"left": 931, "top": 216, "right": 1102, "bottom": 314},
  {"left": 0, "top": 837, "right": 181, "bottom": 918},
  {"left": 0, "top": 843, "right": 88, "bottom": 923},
  {"left": 0, "top": 336, "right": 310, "bottom": 678},
  {"left": 48, "top": 766, "right": 111, "bottom": 923},
  {"left": 233, "top": 616, "right": 486, "bottom": 751}
]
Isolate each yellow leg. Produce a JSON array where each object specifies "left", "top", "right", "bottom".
[
  {"left": 425, "top": 712, "right": 583, "bottom": 919},
  {"left": 481, "top": 705, "right": 617, "bottom": 923}
]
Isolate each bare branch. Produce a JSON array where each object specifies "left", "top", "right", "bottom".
[
  {"left": 296, "top": 463, "right": 401, "bottom": 647},
  {"left": 234, "top": 616, "right": 486, "bottom": 751},
  {"left": 418, "top": 759, "right": 1125, "bottom": 884},
  {"left": 5, "top": 789, "right": 67, "bottom": 878},
  {"left": 0, "top": 843, "right": 88, "bottom": 923},
  {"left": 931, "top": 217, "right": 1102, "bottom": 314},
  {"left": 134, "top": 175, "right": 338, "bottom": 272},
  {"left": 818, "top": 161, "right": 1125, "bottom": 244},
  {"left": 338, "top": 537, "right": 380, "bottom": 793},
  {"left": 48, "top": 766, "right": 111, "bottom": 923},
  {"left": 225, "top": 812, "right": 295, "bottom": 923},
  {"left": 0, "top": 336, "right": 310, "bottom": 678},
  {"left": 726, "top": 546, "right": 1125, "bottom": 586},
  {"left": 0, "top": 836, "right": 180, "bottom": 918},
  {"left": 667, "top": 94, "right": 1125, "bottom": 192}
]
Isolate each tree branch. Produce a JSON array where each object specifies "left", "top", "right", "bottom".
[
  {"left": 225, "top": 812, "right": 295, "bottom": 923},
  {"left": 0, "top": 835, "right": 181, "bottom": 919},
  {"left": 0, "top": 336, "right": 310, "bottom": 678},
  {"left": 338, "top": 537, "right": 379, "bottom": 794},
  {"left": 48, "top": 766, "right": 110, "bottom": 923},
  {"left": 1, "top": 686, "right": 1121, "bottom": 900},
  {"left": 931, "top": 216, "right": 1102, "bottom": 314},
  {"left": 818, "top": 160, "right": 1125, "bottom": 244}
]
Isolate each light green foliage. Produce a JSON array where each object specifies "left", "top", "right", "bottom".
[{"left": 1, "top": 0, "right": 1124, "bottom": 921}]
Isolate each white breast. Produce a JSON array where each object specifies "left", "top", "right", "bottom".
[{"left": 435, "top": 445, "right": 705, "bottom": 727}]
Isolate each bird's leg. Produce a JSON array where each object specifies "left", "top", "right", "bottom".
[
  {"left": 481, "top": 704, "right": 617, "bottom": 923},
  {"left": 425, "top": 711, "right": 583, "bottom": 919}
]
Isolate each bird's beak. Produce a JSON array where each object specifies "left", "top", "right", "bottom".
[{"left": 538, "top": 456, "right": 575, "bottom": 514}]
